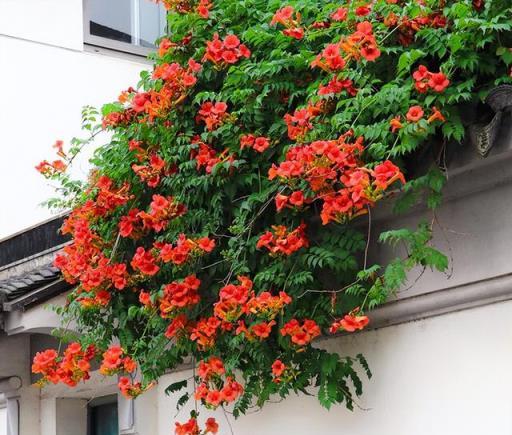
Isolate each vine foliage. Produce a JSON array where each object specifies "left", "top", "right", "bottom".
[{"left": 33, "top": 0, "right": 511, "bottom": 433}]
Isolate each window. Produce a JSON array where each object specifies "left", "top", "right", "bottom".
[
  {"left": 84, "top": 0, "right": 167, "bottom": 55},
  {"left": 87, "top": 395, "right": 118, "bottom": 435}
]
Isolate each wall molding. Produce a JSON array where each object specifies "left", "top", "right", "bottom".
[{"left": 368, "top": 272, "right": 512, "bottom": 329}]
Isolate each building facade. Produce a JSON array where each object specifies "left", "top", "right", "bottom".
[{"left": 1, "top": 1, "right": 512, "bottom": 434}]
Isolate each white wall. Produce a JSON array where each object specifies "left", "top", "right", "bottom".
[
  {"left": 0, "top": 0, "right": 150, "bottom": 239},
  {"left": 0, "top": 407, "right": 6, "bottom": 435},
  {"left": 40, "top": 398, "right": 56, "bottom": 435},
  {"left": 155, "top": 300, "right": 512, "bottom": 435},
  {"left": 55, "top": 398, "right": 88, "bottom": 435},
  {"left": 370, "top": 155, "right": 512, "bottom": 300},
  {"left": 0, "top": 0, "right": 84, "bottom": 50},
  {"left": 0, "top": 35, "right": 148, "bottom": 239}
]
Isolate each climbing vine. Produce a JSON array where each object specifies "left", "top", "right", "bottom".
[{"left": 33, "top": 0, "right": 512, "bottom": 433}]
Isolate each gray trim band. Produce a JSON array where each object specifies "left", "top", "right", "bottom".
[{"left": 368, "top": 272, "right": 512, "bottom": 329}]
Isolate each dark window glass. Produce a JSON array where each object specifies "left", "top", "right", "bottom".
[
  {"left": 87, "top": 0, "right": 166, "bottom": 49},
  {"left": 89, "top": 400, "right": 118, "bottom": 435}
]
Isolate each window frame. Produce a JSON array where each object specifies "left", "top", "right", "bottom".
[{"left": 83, "top": 0, "right": 165, "bottom": 57}]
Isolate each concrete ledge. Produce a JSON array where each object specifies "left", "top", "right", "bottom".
[{"left": 369, "top": 272, "right": 512, "bottom": 329}]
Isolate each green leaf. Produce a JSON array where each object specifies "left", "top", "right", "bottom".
[
  {"left": 165, "top": 380, "right": 188, "bottom": 396},
  {"left": 397, "top": 49, "right": 426, "bottom": 74}
]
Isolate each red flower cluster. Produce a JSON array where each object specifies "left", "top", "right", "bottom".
[
  {"left": 94, "top": 176, "right": 133, "bottom": 213},
  {"left": 312, "top": 42, "right": 346, "bottom": 72},
  {"left": 330, "top": 7, "right": 347, "bottom": 22},
  {"left": 32, "top": 343, "right": 96, "bottom": 387},
  {"left": 138, "top": 194, "right": 187, "bottom": 232},
  {"left": 195, "top": 377, "right": 243, "bottom": 407},
  {"left": 52, "top": 343, "right": 96, "bottom": 387},
  {"left": 196, "top": 0, "right": 212, "bottom": 17},
  {"left": 346, "top": 21, "right": 381, "bottom": 62},
  {"left": 123, "top": 59, "right": 201, "bottom": 121},
  {"left": 271, "top": 359, "right": 286, "bottom": 381},
  {"left": 384, "top": 11, "right": 447, "bottom": 46},
  {"left": 312, "top": 21, "right": 380, "bottom": 72},
  {"left": 153, "top": 59, "right": 201, "bottom": 89},
  {"left": 269, "top": 134, "right": 405, "bottom": 224},
  {"left": 132, "top": 153, "right": 170, "bottom": 188},
  {"left": 196, "top": 101, "right": 229, "bottom": 131},
  {"left": 270, "top": 6, "right": 304, "bottom": 39},
  {"left": 102, "top": 109, "right": 135, "bottom": 129},
  {"left": 131, "top": 247, "right": 160, "bottom": 276},
  {"left": 473, "top": 0, "right": 484, "bottom": 11},
  {"left": 119, "top": 209, "right": 141, "bottom": 238},
  {"left": 406, "top": 105, "right": 424, "bottom": 122},
  {"left": 36, "top": 140, "right": 68, "bottom": 177},
  {"left": 165, "top": 313, "right": 189, "bottom": 339},
  {"left": 318, "top": 76, "right": 357, "bottom": 97},
  {"left": 214, "top": 276, "right": 253, "bottom": 322},
  {"left": 193, "top": 143, "right": 218, "bottom": 172},
  {"left": 159, "top": 234, "right": 215, "bottom": 265},
  {"left": 246, "top": 291, "right": 292, "bottom": 319},
  {"left": 283, "top": 102, "right": 323, "bottom": 140},
  {"left": 372, "top": 160, "right": 407, "bottom": 190},
  {"left": 191, "top": 138, "right": 235, "bottom": 173},
  {"left": 73, "top": 257, "right": 128, "bottom": 293},
  {"left": 35, "top": 159, "right": 67, "bottom": 177},
  {"left": 190, "top": 316, "right": 222, "bottom": 349},
  {"left": 280, "top": 319, "right": 321, "bottom": 346},
  {"left": 119, "top": 199, "right": 190, "bottom": 244},
  {"left": 203, "top": 33, "right": 250, "bottom": 66},
  {"left": 100, "top": 345, "right": 137, "bottom": 376},
  {"left": 356, "top": 3, "right": 372, "bottom": 16},
  {"left": 256, "top": 223, "right": 309, "bottom": 256},
  {"left": 156, "top": 0, "right": 213, "bottom": 19},
  {"left": 32, "top": 349, "right": 59, "bottom": 384},
  {"left": 195, "top": 357, "right": 243, "bottom": 408},
  {"left": 159, "top": 275, "right": 201, "bottom": 316},
  {"left": 118, "top": 376, "right": 144, "bottom": 399},
  {"left": 329, "top": 311, "right": 370, "bottom": 333},
  {"left": 413, "top": 65, "right": 450, "bottom": 93},
  {"left": 213, "top": 276, "right": 291, "bottom": 343},
  {"left": 392, "top": 106, "right": 445, "bottom": 131},
  {"left": 158, "top": 38, "right": 176, "bottom": 57},
  {"left": 269, "top": 134, "right": 362, "bottom": 187},
  {"left": 247, "top": 320, "right": 275, "bottom": 339},
  {"left": 322, "top": 159, "right": 405, "bottom": 224},
  {"left": 53, "top": 178, "right": 136, "bottom": 307},
  {"left": 198, "top": 356, "right": 225, "bottom": 379},
  {"left": 175, "top": 417, "right": 219, "bottom": 435},
  {"left": 275, "top": 190, "right": 305, "bottom": 212},
  {"left": 240, "top": 134, "right": 270, "bottom": 152}
]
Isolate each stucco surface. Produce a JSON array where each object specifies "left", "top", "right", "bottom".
[
  {"left": 0, "top": 35, "right": 147, "bottom": 239},
  {"left": 157, "top": 300, "right": 512, "bottom": 435}
]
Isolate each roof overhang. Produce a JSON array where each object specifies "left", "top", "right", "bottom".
[{"left": 0, "top": 215, "right": 71, "bottom": 326}]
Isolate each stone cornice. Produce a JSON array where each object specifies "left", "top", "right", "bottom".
[{"left": 368, "top": 272, "right": 512, "bottom": 329}]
